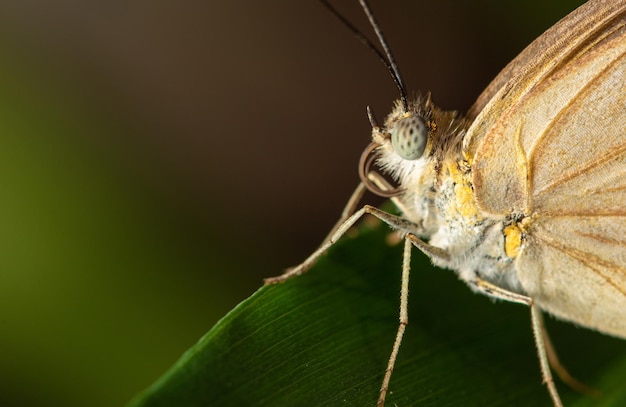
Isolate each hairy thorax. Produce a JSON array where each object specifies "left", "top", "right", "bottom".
[{"left": 400, "top": 145, "right": 527, "bottom": 296}]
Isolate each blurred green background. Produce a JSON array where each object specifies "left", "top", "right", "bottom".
[{"left": 0, "top": 1, "right": 585, "bottom": 406}]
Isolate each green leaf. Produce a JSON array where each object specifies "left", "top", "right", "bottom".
[{"left": 129, "top": 221, "right": 626, "bottom": 406}]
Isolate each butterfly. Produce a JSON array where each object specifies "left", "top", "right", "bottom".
[{"left": 266, "top": 0, "right": 626, "bottom": 405}]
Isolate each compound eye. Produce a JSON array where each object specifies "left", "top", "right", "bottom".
[{"left": 390, "top": 115, "right": 427, "bottom": 160}]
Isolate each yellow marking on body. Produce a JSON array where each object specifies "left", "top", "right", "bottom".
[
  {"left": 504, "top": 224, "right": 522, "bottom": 258},
  {"left": 447, "top": 160, "right": 480, "bottom": 220}
]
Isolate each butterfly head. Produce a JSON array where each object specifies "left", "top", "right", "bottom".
[{"left": 360, "top": 95, "right": 467, "bottom": 198}]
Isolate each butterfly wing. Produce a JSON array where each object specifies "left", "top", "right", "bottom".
[
  {"left": 466, "top": 0, "right": 624, "bottom": 126},
  {"left": 465, "top": 0, "right": 626, "bottom": 338}
]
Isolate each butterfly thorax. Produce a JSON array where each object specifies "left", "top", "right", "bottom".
[{"left": 375, "top": 96, "right": 526, "bottom": 295}]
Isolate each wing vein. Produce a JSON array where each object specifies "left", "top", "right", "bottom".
[
  {"left": 534, "top": 228, "right": 626, "bottom": 298},
  {"left": 529, "top": 50, "right": 626, "bottom": 197},
  {"left": 536, "top": 139, "right": 626, "bottom": 197},
  {"left": 543, "top": 210, "right": 626, "bottom": 217}
]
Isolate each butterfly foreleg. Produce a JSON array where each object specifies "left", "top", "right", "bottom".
[{"left": 264, "top": 202, "right": 447, "bottom": 285}]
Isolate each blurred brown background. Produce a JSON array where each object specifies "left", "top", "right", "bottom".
[{"left": 0, "top": 1, "right": 584, "bottom": 406}]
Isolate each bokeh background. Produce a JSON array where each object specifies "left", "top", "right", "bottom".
[{"left": 0, "top": 1, "right": 585, "bottom": 406}]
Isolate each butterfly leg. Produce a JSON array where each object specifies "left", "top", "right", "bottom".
[
  {"left": 267, "top": 167, "right": 414, "bottom": 284},
  {"left": 264, "top": 204, "right": 448, "bottom": 284},
  {"left": 323, "top": 171, "right": 414, "bottom": 247},
  {"left": 472, "top": 278, "right": 563, "bottom": 407},
  {"left": 264, "top": 187, "right": 449, "bottom": 406},
  {"left": 320, "top": 182, "right": 368, "bottom": 246},
  {"left": 538, "top": 312, "right": 599, "bottom": 397},
  {"left": 377, "top": 235, "right": 412, "bottom": 407}
]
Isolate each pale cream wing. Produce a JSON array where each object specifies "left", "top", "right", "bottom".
[
  {"left": 464, "top": 1, "right": 626, "bottom": 337},
  {"left": 518, "top": 216, "right": 626, "bottom": 338},
  {"left": 466, "top": 0, "right": 626, "bottom": 143},
  {"left": 467, "top": 0, "right": 625, "bottom": 123},
  {"left": 465, "top": 2, "right": 626, "bottom": 215},
  {"left": 518, "top": 40, "right": 626, "bottom": 337}
]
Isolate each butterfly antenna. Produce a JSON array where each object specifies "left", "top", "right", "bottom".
[{"left": 320, "top": 0, "right": 408, "bottom": 111}]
